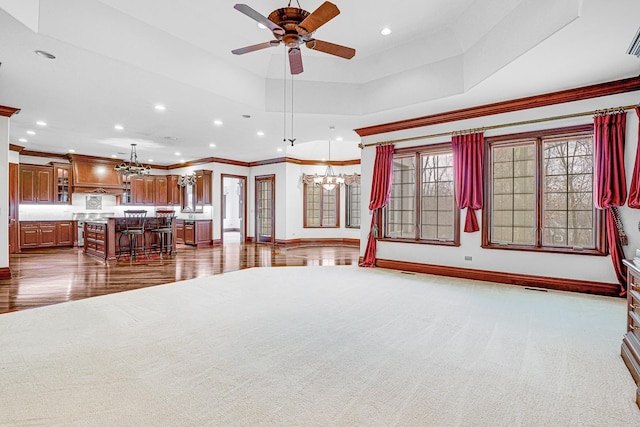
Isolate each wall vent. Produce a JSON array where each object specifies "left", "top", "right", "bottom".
[{"left": 627, "top": 27, "right": 640, "bottom": 57}]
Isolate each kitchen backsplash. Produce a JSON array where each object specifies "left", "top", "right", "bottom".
[{"left": 19, "top": 193, "right": 213, "bottom": 221}]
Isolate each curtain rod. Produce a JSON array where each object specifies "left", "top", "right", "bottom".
[{"left": 358, "top": 103, "right": 640, "bottom": 149}]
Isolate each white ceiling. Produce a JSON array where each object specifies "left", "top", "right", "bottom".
[{"left": 0, "top": 0, "right": 639, "bottom": 164}]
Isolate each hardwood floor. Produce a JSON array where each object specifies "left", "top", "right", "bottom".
[{"left": 0, "top": 243, "right": 360, "bottom": 314}]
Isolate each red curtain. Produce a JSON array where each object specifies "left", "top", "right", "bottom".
[
  {"left": 627, "top": 107, "right": 640, "bottom": 208},
  {"left": 359, "top": 144, "right": 394, "bottom": 268},
  {"left": 594, "top": 111, "right": 628, "bottom": 295},
  {"left": 452, "top": 132, "right": 484, "bottom": 232}
]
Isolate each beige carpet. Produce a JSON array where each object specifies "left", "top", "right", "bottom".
[{"left": 1, "top": 266, "right": 639, "bottom": 426}]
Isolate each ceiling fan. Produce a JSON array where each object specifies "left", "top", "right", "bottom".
[{"left": 231, "top": 1, "right": 356, "bottom": 75}]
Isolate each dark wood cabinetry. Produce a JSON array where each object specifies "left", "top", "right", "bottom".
[
  {"left": 174, "top": 219, "right": 210, "bottom": 246},
  {"left": 167, "top": 175, "right": 181, "bottom": 206},
  {"left": 622, "top": 259, "right": 640, "bottom": 407},
  {"left": 184, "top": 219, "right": 212, "bottom": 247},
  {"left": 122, "top": 175, "right": 180, "bottom": 206},
  {"left": 9, "top": 163, "right": 18, "bottom": 254},
  {"left": 175, "top": 219, "right": 185, "bottom": 244},
  {"left": 52, "top": 163, "right": 72, "bottom": 204},
  {"left": 130, "top": 176, "right": 155, "bottom": 205},
  {"left": 195, "top": 170, "right": 212, "bottom": 206},
  {"left": 84, "top": 222, "right": 107, "bottom": 258},
  {"left": 19, "top": 163, "right": 72, "bottom": 205},
  {"left": 20, "top": 165, "right": 53, "bottom": 204},
  {"left": 19, "top": 221, "right": 74, "bottom": 249},
  {"left": 155, "top": 176, "right": 168, "bottom": 206}
]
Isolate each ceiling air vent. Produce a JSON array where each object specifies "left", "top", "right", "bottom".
[{"left": 627, "top": 27, "right": 640, "bottom": 57}]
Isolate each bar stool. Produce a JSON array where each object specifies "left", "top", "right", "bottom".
[
  {"left": 118, "top": 210, "right": 147, "bottom": 260},
  {"left": 150, "top": 210, "right": 175, "bottom": 257}
]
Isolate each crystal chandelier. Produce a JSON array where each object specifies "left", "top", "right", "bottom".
[
  {"left": 314, "top": 140, "right": 344, "bottom": 191},
  {"left": 177, "top": 173, "right": 197, "bottom": 187},
  {"left": 114, "top": 144, "right": 151, "bottom": 176}
]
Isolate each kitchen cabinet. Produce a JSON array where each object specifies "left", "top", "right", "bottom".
[
  {"left": 130, "top": 176, "right": 155, "bottom": 205},
  {"left": 52, "top": 162, "right": 72, "bottom": 204},
  {"left": 167, "top": 175, "right": 181, "bottom": 206},
  {"left": 19, "top": 164, "right": 53, "bottom": 204},
  {"left": 182, "top": 170, "right": 212, "bottom": 212},
  {"left": 195, "top": 170, "right": 212, "bottom": 206},
  {"left": 19, "top": 221, "right": 75, "bottom": 249},
  {"left": 175, "top": 219, "right": 185, "bottom": 244},
  {"left": 57, "top": 221, "right": 75, "bottom": 246},
  {"left": 9, "top": 163, "right": 18, "bottom": 254},
  {"left": 154, "top": 176, "right": 168, "bottom": 206},
  {"left": 184, "top": 219, "right": 212, "bottom": 247}
]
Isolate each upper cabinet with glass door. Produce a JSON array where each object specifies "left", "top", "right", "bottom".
[{"left": 182, "top": 170, "right": 212, "bottom": 213}]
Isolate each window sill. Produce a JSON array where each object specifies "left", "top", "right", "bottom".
[
  {"left": 379, "top": 238, "right": 460, "bottom": 247},
  {"left": 481, "top": 243, "right": 606, "bottom": 256}
]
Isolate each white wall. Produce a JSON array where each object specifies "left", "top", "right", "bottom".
[{"left": 360, "top": 91, "right": 640, "bottom": 285}]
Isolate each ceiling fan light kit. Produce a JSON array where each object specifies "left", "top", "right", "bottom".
[{"left": 232, "top": 1, "right": 355, "bottom": 74}]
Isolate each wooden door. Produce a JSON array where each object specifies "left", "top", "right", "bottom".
[
  {"left": 175, "top": 219, "right": 185, "bottom": 244},
  {"left": 184, "top": 221, "right": 195, "bottom": 245},
  {"left": 19, "top": 166, "right": 38, "bottom": 203},
  {"left": 255, "top": 175, "right": 275, "bottom": 243}
]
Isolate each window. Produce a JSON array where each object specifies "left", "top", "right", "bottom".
[
  {"left": 345, "top": 179, "right": 361, "bottom": 228},
  {"left": 383, "top": 144, "right": 459, "bottom": 244},
  {"left": 304, "top": 183, "right": 340, "bottom": 227},
  {"left": 484, "top": 125, "right": 604, "bottom": 254}
]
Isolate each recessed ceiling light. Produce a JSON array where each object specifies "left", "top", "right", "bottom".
[
  {"left": 180, "top": 159, "right": 186, "bottom": 163},
  {"left": 277, "top": 148, "right": 283, "bottom": 152},
  {"left": 164, "top": 136, "right": 178, "bottom": 141},
  {"left": 336, "top": 136, "right": 343, "bottom": 141},
  {"left": 242, "top": 114, "right": 251, "bottom": 119},
  {"left": 35, "top": 50, "right": 56, "bottom": 59},
  {"left": 213, "top": 119, "right": 223, "bottom": 126},
  {"left": 26, "top": 130, "right": 35, "bottom": 135},
  {"left": 148, "top": 159, "right": 154, "bottom": 163},
  {"left": 68, "top": 149, "right": 75, "bottom": 153},
  {"left": 209, "top": 143, "right": 216, "bottom": 148},
  {"left": 154, "top": 104, "right": 166, "bottom": 111},
  {"left": 257, "top": 131, "right": 264, "bottom": 136},
  {"left": 18, "top": 138, "right": 27, "bottom": 143},
  {"left": 381, "top": 27, "right": 392, "bottom": 36},
  {"left": 36, "top": 121, "right": 47, "bottom": 126},
  {"left": 257, "top": 23, "right": 267, "bottom": 30},
  {"left": 174, "top": 152, "right": 181, "bottom": 156},
  {"left": 114, "top": 124, "right": 124, "bottom": 131},
  {"left": 111, "top": 155, "right": 117, "bottom": 158}
]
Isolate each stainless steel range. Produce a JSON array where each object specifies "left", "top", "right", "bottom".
[{"left": 73, "top": 212, "right": 114, "bottom": 246}]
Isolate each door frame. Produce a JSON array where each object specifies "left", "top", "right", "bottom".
[
  {"left": 220, "top": 174, "right": 247, "bottom": 245},
  {"left": 255, "top": 174, "right": 275, "bottom": 244}
]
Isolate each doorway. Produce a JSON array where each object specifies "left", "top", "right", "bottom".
[
  {"left": 255, "top": 174, "right": 275, "bottom": 244},
  {"left": 221, "top": 174, "right": 247, "bottom": 245}
]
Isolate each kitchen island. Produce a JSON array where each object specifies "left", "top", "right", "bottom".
[{"left": 84, "top": 217, "right": 177, "bottom": 261}]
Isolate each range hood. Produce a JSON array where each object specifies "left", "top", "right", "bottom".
[{"left": 70, "top": 155, "right": 124, "bottom": 195}]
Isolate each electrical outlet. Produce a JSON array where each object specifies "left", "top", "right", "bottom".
[{"left": 464, "top": 255, "right": 472, "bottom": 261}]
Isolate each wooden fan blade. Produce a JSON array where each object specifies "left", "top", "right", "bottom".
[
  {"left": 234, "top": 4, "right": 285, "bottom": 36},
  {"left": 306, "top": 39, "right": 355, "bottom": 59},
  {"left": 288, "top": 47, "right": 303, "bottom": 75},
  {"left": 297, "top": 1, "right": 340, "bottom": 36},
  {"left": 232, "top": 40, "right": 280, "bottom": 55}
]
